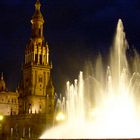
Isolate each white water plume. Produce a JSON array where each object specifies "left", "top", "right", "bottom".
[{"left": 40, "top": 19, "right": 140, "bottom": 139}]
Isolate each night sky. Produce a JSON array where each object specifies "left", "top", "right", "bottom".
[{"left": 0, "top": 0, "right": 140, "bottom": 93}]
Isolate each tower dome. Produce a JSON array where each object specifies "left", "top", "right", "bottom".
[{"left": 0, "top": 73, "right": 6, "bottom": 92}]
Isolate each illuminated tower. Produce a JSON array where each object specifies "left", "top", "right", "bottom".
[{"left": 19, "top": 0, "right": 54, "bottom": 115}]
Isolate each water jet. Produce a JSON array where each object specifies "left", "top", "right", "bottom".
[{"left": 40, "top": 19, "right": 140, "bottom": 139}]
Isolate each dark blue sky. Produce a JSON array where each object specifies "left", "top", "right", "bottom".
[{"left": 0, "top": 0, "right": 140, "bottom": 93}]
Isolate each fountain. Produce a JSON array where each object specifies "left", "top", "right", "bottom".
[{"left": 40, "top": 19, "right": 140, "bottom": 139}]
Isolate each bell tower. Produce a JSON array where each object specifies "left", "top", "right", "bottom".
[{"left": 19, "top": 0, "right": 54, "bottom": 115}]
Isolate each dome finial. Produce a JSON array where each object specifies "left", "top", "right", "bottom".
[
  {"left": 32, "top": 0, "right": 43, "bottom": 21},
  {"left": 1, "top": 72, "right": 3, "bottom": 80},
  {"left": 35, "top": 0, "right": 41, "bottom": 11}
]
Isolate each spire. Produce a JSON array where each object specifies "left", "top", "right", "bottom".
[
  {"left": 25, "top": 0, "right": 49, "bottom": 65},
  {"left": 35, "top": 0, "right": 41, "bottom": 11},
  {"left": 0, "top": 72, "right": 6, "bottom": 92},
  {"left": 1, "top": 73, "right": 3, "bottom": 80},
  {"left": 32, "top": 0, "right": 44, "bottom": 22},
  {"left": 31, "top": 0, "right": 44, "bottom": 38}
]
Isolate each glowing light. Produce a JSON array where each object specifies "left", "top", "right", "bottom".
[
  {"left": 56, "top": 112, "right": 65, "bottom": 121},
  {"left": 0, "top": 115, "right": 3, "bottom": 121},
  {"left": 32, "top": 105, "right": 38, "bottom": 114}
]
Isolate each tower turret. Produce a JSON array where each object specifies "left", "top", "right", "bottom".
[
  {"left": 31, "top": 0, "right": 44, "bottom": 38},
  {"left": 1, "top": 72, "right": 3, "bottom": 80},
  {"left": 24, "top": 0, "right": 49, "bottom": 66},
  {"left": 0, "top": 73, "right": 6, "bottom": 92}
]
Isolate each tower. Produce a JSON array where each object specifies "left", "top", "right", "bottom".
[{"left": 19, "top": 0, "right": 54, "bottom": 115}]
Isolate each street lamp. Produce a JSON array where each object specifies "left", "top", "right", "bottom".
[
  {"left": 0, "top": 115, "right": 3, "bottom": 121},
  {"left": 56, "top": 112, "right": 65, "bottom": 122}
]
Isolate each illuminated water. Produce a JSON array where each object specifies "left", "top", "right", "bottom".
[{"left": 40, "top": 19, "right": 140, "bottom": 139}]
